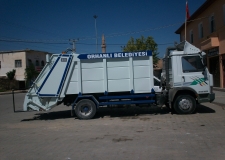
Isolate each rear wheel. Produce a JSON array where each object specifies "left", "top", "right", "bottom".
[
  {"left": 173, "top": 95, "right": 196, "bottom": 114},
  {"left": 75, "top": 99, "right": 96, "bottom": 119}
]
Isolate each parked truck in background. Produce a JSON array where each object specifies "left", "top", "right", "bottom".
[{"left": 23, "top": 41, "right": 215, "bottom": 119}]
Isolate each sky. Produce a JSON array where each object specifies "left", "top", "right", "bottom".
[{"left": 0, "top": 0, "right": 207, "bottom": 58}]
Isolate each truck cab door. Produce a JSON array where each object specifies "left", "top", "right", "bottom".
[{"left": 179, "top": 55, "right": 210, "bottom": 93}]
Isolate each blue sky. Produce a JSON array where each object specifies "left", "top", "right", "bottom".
[{"left": 0, "top": 0, "right": 206, "bottom": 58}]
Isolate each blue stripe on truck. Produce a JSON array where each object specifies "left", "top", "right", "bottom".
[
  {"left": 37, "top": 56, "right": 61, "bottom": 94},
  {"left": 99, "top": 100, "right": 155, "bottom": 106},
  {"left": 37, "top": 54, "right": 71, "bottom": 97},
  {"left": 99, "top": 94, "right": 155, "bottom": 100},
  {"left": 57, "top": 55, "right": 72, "bottom": 95}
]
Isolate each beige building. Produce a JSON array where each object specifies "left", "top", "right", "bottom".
[
  {"left": 175, "top": 0, "right": 225, "bottom": 88},
  {"left": 0, "top": 50, "right": 50, "bottom": 88}
]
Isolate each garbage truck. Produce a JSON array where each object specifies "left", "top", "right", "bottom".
[{"left": 23, "top": 41, "right": 215, "bottom": 119}]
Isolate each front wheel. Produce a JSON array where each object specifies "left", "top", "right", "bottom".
[
  {"left": 75, "top": 99, "right": 96, "bottom": 119},
  {"left": 173, "top": 95, "right": 196, "bottom": 114}
]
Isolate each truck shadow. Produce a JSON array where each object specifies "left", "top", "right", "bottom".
[
  {"left": 21, "top": 110, "right": 72, "bottom": 121},
  {"left": 195, "top": 104, "right": 216, "bottom": 113},
  {"left": 21, "top": 104, "right": 215, "bottom": 121},
  {"left": 95, "top": 106, "right": 170, "bottom": 119},
  {"left": 95, "top": 104, "right": 215, "bottom": 119}
]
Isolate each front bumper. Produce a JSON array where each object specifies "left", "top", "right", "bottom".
[{"left": 197, "top": 93, "right": 215, "bottom": 103}]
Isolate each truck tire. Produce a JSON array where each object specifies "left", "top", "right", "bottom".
[
  {"left": 75, "top": 99, "right": 96, "bottom": 119},
  {"left": 173, "top": 95, "right": 196, "bottom": 114}
]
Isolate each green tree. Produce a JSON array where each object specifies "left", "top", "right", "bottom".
[
  {"left": 24, "top": 63, "right": 39, "bottom": 87},
  {"left": 5, "top": 69, "right": 16, "bottom": 90},
  {"left": 123, "top": 36, "right": 159, "bottom": 65},
  {"left": 6, "top": 69, "right": 16, "bottom": 80}
]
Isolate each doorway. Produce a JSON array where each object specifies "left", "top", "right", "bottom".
[{"left": 209, "top": 56, "right": 220, "bottom": 87}]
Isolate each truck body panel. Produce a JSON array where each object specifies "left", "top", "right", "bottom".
[{"left": 24, "top": 51, "right": 157, "bottom": 111}]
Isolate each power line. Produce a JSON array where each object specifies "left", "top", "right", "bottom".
[
  {"left": 0, "top": 15, "right": 211, "bottom": 43},
  {"left": 69, "top": 39, "right": 79, "bottom": 52},
  {"left": 0, "top": 19, "right": 69, "bottom": 39},
  {"left": 0, "top": 15, "right": 212, "bottom": 49},
  {"left": 0, "top": 41, "right": 67, "bottom": 51},
  {"left": 0, "top": 38, "right": 173, "bottom": 46},
  {"left": 79, "top": 15, "right": 212, "bottom": 40},
  {"left": 0, "top": 38, "right": 68, "bottom": 44}
]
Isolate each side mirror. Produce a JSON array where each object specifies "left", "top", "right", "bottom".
[
  {"left": 202, "top": 66, "right": 207, "bottom": 76},
  {"left": 200, "top": 52, "right": 207, "bottom": 66},
  {"left": 203, "top": 56, "right": 207, "bottom": 66}
]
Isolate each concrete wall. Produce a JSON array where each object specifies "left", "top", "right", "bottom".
[
  {"left": 25, "top": 51, "right": 48, "bottom": 72},
  {"left": 0, "top": 50, "right": 49, "bottom": 81},
  {"left": 0, "top": 51, "right": 26, "bottom": 80},
  {"left": 0, "top": 78, "right": 19, "bottom": 91}
]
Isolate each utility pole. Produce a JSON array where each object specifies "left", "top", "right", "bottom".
[
  {"left": 69, "top": 39, "right": 79, "bottom": 52},
  {"left": 93, "top": 15, "right": 98, "bottom": 53},
  {"left": 121, "top": 46, "right": 125, "bottom": 51}
]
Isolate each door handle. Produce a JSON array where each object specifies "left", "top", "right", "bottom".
[{"left": 182, "top": 76, "right": 185, "bottom": 82}]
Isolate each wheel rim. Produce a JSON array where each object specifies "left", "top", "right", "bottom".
[
  {"left": 80, "top": 105, "right": 92, "bottom": 116},
  {"left": 178, "top": 98, "right": 192, "bottom": 110}
]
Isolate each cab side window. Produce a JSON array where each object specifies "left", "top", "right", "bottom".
[{"left": 182, "top": 56, "right": 204, "bottom": 73}]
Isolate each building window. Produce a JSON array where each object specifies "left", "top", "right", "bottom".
[
  {"left": 223, "top": 4, "right": 225, "bottom": 25},
  {"left": 198, "top": 22, "right": 203, "bottom": 38},
  {"left": 210, "top": 15, "right": 215, "bottom": 33},
  {"left": 41, "top": 60, "right": 45, "bottom": 66},
  {"left": 35, "top": 60, "right": 39, "bottom": 66},
  {"left": 15, "top": 60, "right": 22, "bottom": 68},
  {"left": 28, "top": 59, "right": 32, "bottom": 66},
  {"left": 189, "top": 30, "right": 193, "bottom": 43}
]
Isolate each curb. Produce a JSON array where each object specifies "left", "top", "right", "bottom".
[
  {"left": 212, "top": 102, "right": 225, "bottom": 109},
  {"left": 213, "top": 87, "right": 225, "bottom": 92},
  {"left": 0, "top": 90, "right": 28, "bottom": 95}
]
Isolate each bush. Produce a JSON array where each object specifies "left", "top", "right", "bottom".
[
  {"left": 24, "top": 63, "right": 39, "bottom": 87},
  {"left": 6, "top": 69, "right": 16, "bottom": 80},
  {"left": 0, "top": 88, "right": 6, "bottom": 92}
]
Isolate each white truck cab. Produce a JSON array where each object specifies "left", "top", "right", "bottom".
[{"left": 160, "top": 41, "right": 215, "bottom": 114}]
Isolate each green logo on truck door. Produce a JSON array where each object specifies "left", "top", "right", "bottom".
[{"left": 190, "top": 77, "right": 208, "bottom": 86}]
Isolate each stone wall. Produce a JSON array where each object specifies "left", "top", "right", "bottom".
[{"left": 0, "top": 78, "right": 19, "bottom": 91}]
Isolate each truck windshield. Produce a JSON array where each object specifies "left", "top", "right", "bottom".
[{"left": 182, "top": 56, "right": 204, "bottom": 73}]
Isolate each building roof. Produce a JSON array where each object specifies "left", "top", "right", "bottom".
[
  {"left": 175, "top": 0, "right": 214, "bottom": 34},
  {"left": 0, "top": 49, "right": 52, "bottom": 54}
]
